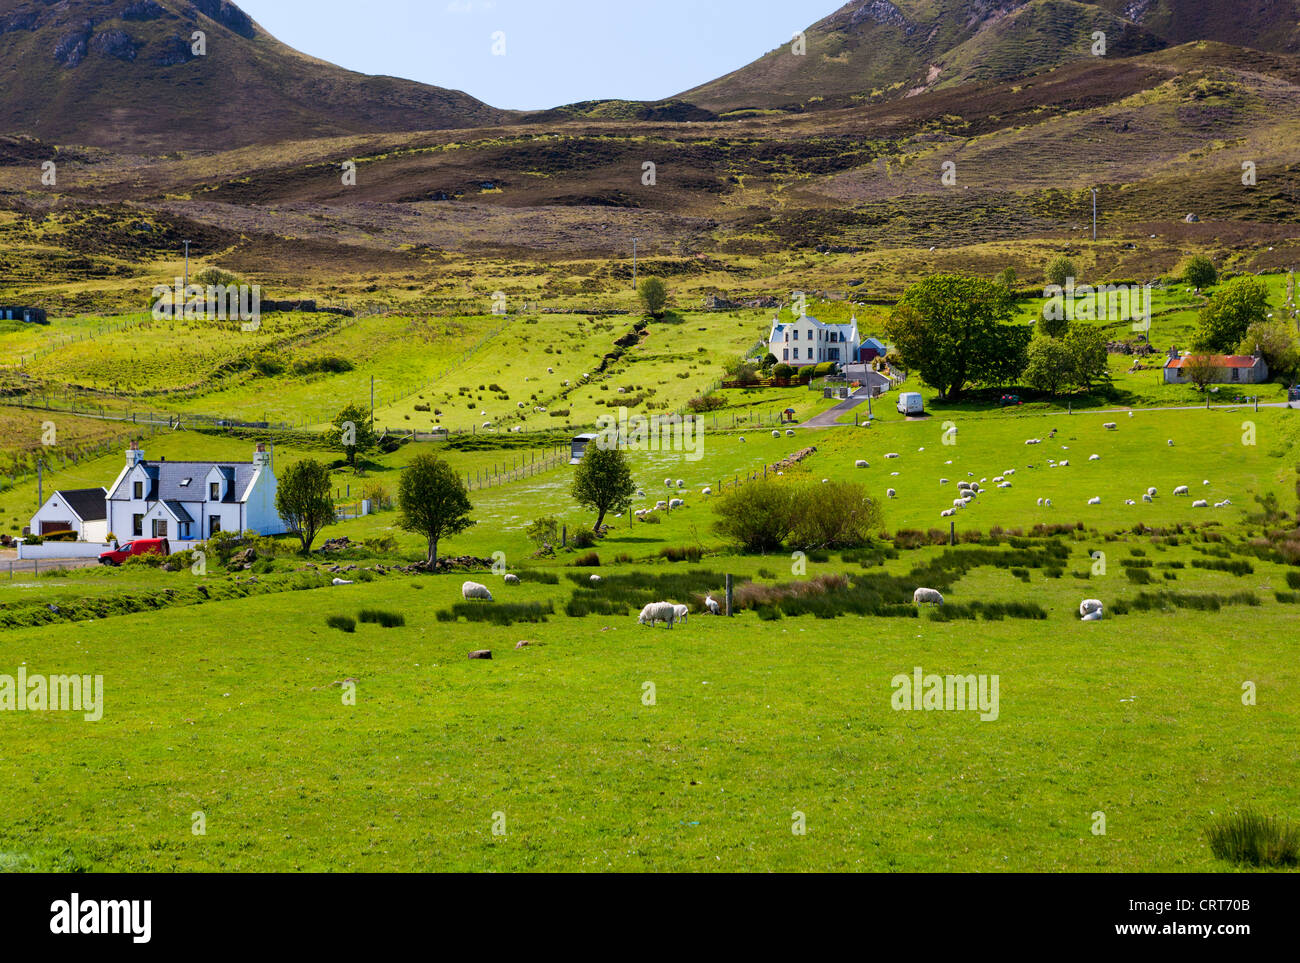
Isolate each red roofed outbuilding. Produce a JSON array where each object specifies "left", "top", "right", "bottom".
[{"left": 1163, "top": 346, "right": 1268, "bottom": 385}]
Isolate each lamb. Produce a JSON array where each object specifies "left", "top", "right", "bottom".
[
  {"left": 1103, "top": 422, "right": 1117, "bottom": 430},
  {"left": 1125, "top": 499, "right": 1136, "bottom": 506},
  {"left": 1087, "top": 496, "right": 1101, "bottom": 505},
  {"left": 1079, "top": 599, "right": 1104, "bottom": 621},
  {"left": 503, "top": 574, "right": 521, "bottom": 585},
  {"left": 1193, "top": 499, "right": 1209, "bottom": 508},
  {"left": 704, "top": 595, "right": 721, "bottom": 615},
  {"left": 1173, "top": 485, "right": 1190, "bottom": 496},
  {"left": 1037, "top": 497, "right": 1044, "bottom": 507},
  {"left": 997, "top": 481, "right": 1011, "bottom": 489},
  {"left": 1147, "top": 487, "right": 1157, "bottom": 497},
  {"left": 953, "top": 498, "right": 966, "bottom": 508},
  {"left": 887, "top": 488, "right": 897, "bottom": 498},
  {"left": 669, "top": 498, "right": 684, "bottom": 508},
  {"left": 638, "top": 601, "right": 677, "bottom": 628},
  {"left": 772, "top": 430, "right": 781, "bottom": 438},
  {"left": 1089, "top": 454, "right": 1100, "bottom": 461},
  {"left": 655, "top": 500, "right": 668, "bottom": 510},
  {"left": 786, "top": 429, "right": 795, "bottom": 436},
  {"left": 856, "top": 460, "right": 870, "bottom": 468},
  {"left": 702, "top": 487, "right": 713, "bottom": 496},
  {"left": 941, "top": 509, "right": 955, "bottom": 517},
  {"left": 913, "top": 587, "right": 944, "bottom": 606},
  {"left": 885, "top": 452, "right": 900, "bottom": 459},
  {"left": 1142, "top": 493, "right": 1153, "bottom": 503},
  {"left": 672, "top": 604, "right": 689, "bottom": 623},
  {"left": 462, "top": 581, "right": 493, "bottom": 601},
  {"left": 1059, "top": 460, "right": 1069, "bottom": 467},
  {"left": 589, "top": 574, "right": 602, "bottom": 583},
  {"left": 940, "top": 478, "right": 949, "bottom": 485}
]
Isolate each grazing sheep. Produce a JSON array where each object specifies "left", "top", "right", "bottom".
[
  {"left": 1080, "top": 599, "right": 1104, "bottom": 621},
  {"left": 705, "top": 595, "right": 721, "bottom": 615},
  {"left": 941, "top": 509, "right": 955, "bottom": 517},
  {"left": 940, "top": 477, "right": 949, "bottom": 485},
  {"left": 822, "top": 478, "right": 829, "bottom": 484},
  {"left": 1193, "top": 499, "right": 1209, "bottom": 508},
  {"left": 1203, "top": 480, "right": 1210, "bottom": 486},
  {"left": 739, "top": 436, "right": 746, "bottom": 443},
  {"left": 998, "top": 481, "right": 1012, "bottom": 489},
  {"left": 1045, "top": 498, "right": 1053, "bottom": 507},
  {"left": 953, "top": 498, "right": 966, "bottom": 508},
  {"left": 1173, "top": 485, "right": 1190, "bottom": 496},
  {"left": 1142, "top": 494, "right": 1153, "bottom": 503},
  {"left": 665, "top": 478, "right": 673, "bottom": 487},
  {"left": 1103, "top": 422, "right": 1117, "bottom": 430},
  {"left": 786, "top": 429, "right": 795, "bottom": 436},
  {"left": 958, "top": 481, "right": 972, "bottom": 491},
  {"left": 1147, "top": 487, "right": 1157, "bottom": 497},
  {"left": 1088, "top": 496, "right": 1101, "bottom": 505},
  {"left": 856, "top": 460, "right": 870, "bottom": 468},
  {"left": 589, "top": 574, "right": 602, "bottom": 584},
  {"left": 655, "top": 500, "right": 668, "bottom": 510},
  {"left": 1089, "top": 454, "right": 1100, "bottom": 461},
  {"left": 702, "top": 487, "right": 713, "bottom": 496},
  {"left": 1037, "top": 497, "right": 1044, "bottom": 507},
  {"left": 772, "top": 430, "right": 781, "bottom": 438},
  {"left": 672, "top": 604, "right": 689, "bottom": 623},
  {"left": 885, "top": 452, "right": 900, "bottom": 459},
  {"left": 331, "top": 578, "right": 354, "bottom": 586},
  {"left": 517, "top": 402, "right": 525, "bottom": 408},
  {"left": 669, "top": 498, "right": 684, "bottom": 508},
  {"left": 1214, "top": 500, "right": 1228, "bottom": 508},
  {"left": 1221, "top": 498, "right": 1232, "bottom": 506},
  {"left": 961, "top": 497, "right": 973, "bottom": 506},
  {"left": 462, "top": 581, "right": 493, "bottom": 601},
  {"left": 992, "top": 476, "right": 1004, "bottom": 484},
  {"left": 1125, "top": 499, "right": 1136, "bottom": 506},
  {"left": 887, "top": 488, "right": 897, "bottom": 498},
  {"left": 547, "top": 367, "right": 554, "bottom": 374},
  {"left": 638, "top": 601, "right": 677, "bottom": 628},
  {"left": 1025, "top": 438, "right": 1041, "bottom": 445},
  {"left": 913, "top": 587, "right": 944, "bottom": 606},
  {"left": 503, "top": 574, "right": 521, "bottom": 585},
  {"left": 1167, "top": 439, "right": 1175, "bottom": 446},
  {"left": 677, "top": 479, "right": 685, "bottom": 488},
  {"left": 1004, "top": 469, "right": 1016, "bottom": 477}
]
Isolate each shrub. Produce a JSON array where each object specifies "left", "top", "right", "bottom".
[
  {"left": 570, "top": 528, "right": 598, "bottom": 549},
  {"left": 712, "top": 478, "right": 795, "bottom": 552},
  {"left": 1285, "top": 571, "right": 1300, "bottom": 590},
  {"left": 687, "top": 394, "right": 726, "bottom": 413},
  {"left": 326, "top": 615, "right": 356, "bottom": 633},
  {"left": 358, "top": 609, "right": 405, "bottom": 628},
  {"left": 1206, "top": 811, "right": 1298, "bottom": 867},
  {"left": 572, "top": 551, "right": 600, "bottom": 567},
  {"left": 524, "top": 516, "right": 561, "bottom": 550},
  {"left": 789, "top": 480, "right": 883, "bottom": 551},
  {"left": 660, "top": 545, "right": 703, "bottom": 563}
]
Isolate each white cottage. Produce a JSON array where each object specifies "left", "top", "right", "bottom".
[
  {"left": 768, "top": 315, "right": 861, "bottom": 367},
  {"left": 105, "top": 442, "right": 283, "bottom": 543},
  {"left": 29, "top": 488, "right": 108, "bottom": 541}
]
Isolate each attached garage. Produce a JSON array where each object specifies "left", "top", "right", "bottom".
[{"left": 28, "top": 488, "right": 108, "bottom": 542}]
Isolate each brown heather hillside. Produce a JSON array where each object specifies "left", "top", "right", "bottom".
[{"left": 0, "top": 0, "right": 509, "bottom": 151}]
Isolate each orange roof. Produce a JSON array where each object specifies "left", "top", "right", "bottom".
[{"left": 1166, "top": 354, "right": 1259, "bottom": 369}]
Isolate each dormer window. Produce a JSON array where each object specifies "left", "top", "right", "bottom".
[
  {"left": 210, "top": 482, "right": 220, "bottom": 500},
  {"left": 133, "top": 481, "right": 143, "bottom": 499}
]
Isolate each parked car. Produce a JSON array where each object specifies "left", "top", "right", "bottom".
[
  {"left": 1289, "top": 385, "right": 1300, "bottom": 402},
  {"left": 896, "top": 391, "right": 924, "bottom": 415},
  {"left": 99, "top": 538, "right": 170, "bottom": 566}
]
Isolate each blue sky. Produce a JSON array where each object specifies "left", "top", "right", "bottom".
[{"left": 239, "top": 0, "right": 839, "bottom": 109}]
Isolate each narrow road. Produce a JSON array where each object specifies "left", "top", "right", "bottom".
[{"left": 801, "top": 390, "right": 876, "bottom": 428}]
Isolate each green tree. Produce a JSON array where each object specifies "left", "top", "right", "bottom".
[
  {"left": 712, "top": 478, "right": 795, "bottom": 553},
  {"left": 1238, "top": 319, "right": 1300, "bottom": 382},
  {"left": 789, "top": 481, "right": 882, "bottom": 551},
  {"left": 1045, "top": 254, "right": 1077, "bottom": 289},
  {"left": 275, "top": 458, "right": 335, "bottom": 554},
  {"left": 1183, "top": 254, "right": 1217, "bottom": 291},
  {"left": 884, "top": 275, "right": 1029, "bottom": 400},
  {"left": 1064, "top": 324, "right": 1110, "bottom": 391},
  {"left": 1181, "top": 353, "right": 1220, "bottom": 393},
  {"left": 570, "top": 445, "right": 636, "bottom": 531},
  {"left": 1022, "top": 335, "right": 1075, "bottom": 395},
  {"left": 397, "top": 454, "right": 475, "bottom": 565},
  {"left": 638, "top": 277, "right": 669, "bottom": 317},
  {"left": 1194, "top": 276, "right": 1270, "bottom": 353},
  {"left": 324, "top": 402, "right": 376, "bottom": 470}
]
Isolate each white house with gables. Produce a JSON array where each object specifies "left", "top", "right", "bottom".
[
  {"left": 105, "top": 442, "right": 283, "bottom": 542},
  {"left": 768, "top": 315, "right": 861, "bottom": 367}
]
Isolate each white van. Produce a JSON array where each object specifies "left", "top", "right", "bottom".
[{"left": 896, "top": 392, "right": 924, "bottom": 415}]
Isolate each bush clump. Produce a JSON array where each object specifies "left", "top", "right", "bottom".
[{"left": 1206, "top": 811, "right": 1297, "bottom": 867}]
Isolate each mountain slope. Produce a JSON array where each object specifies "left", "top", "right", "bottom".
[
  {"left": 677, "top": 0, "right": 1295, "bottom": 113},
  {"left": 0, "top": 0, "right": 508, "bottom": 150}
]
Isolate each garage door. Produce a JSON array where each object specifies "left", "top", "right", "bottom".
[{"left": 41, "top": 520, "right": 73, "bottom": 535}]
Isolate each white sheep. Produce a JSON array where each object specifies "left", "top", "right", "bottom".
[
  {"left": 503, "top": 574, "right": 521, "bottom": 584},
  {"left": 462, "top": 581, "right": 493, "bottom": 601},
  {"left": 669, "top": 498, "right": 684, "bottom": 508},
  {"left": 739, "top": 436, "right": 746, "bottom": 443},
  {"left": 664, "top": 478, "right": 673, "bottom": 487},
  {"left": 1167, "top": 439, "right": 1175, "bottom": 446},
  {"left": 1045, "top": 498, "right": 1053, "bottom": 507},
  {"left": 638, "top": 602, "right": 677, "bottom": 628},
  {"left": 589, "top": 574, "right": 602, "bottom": 583},
  {"left": 772, "top": 430, "right": 780, "bottom": 438},
  {"left": 888, "top": 488, "right": 897, "bottom": 498},
  {"left": 1037, "top": 497, "right": 1044, "bottom": 507},
  {"left": 1089, "top": 454, "right": 1100, "bottom": 461},
  {"left": 701, "top": 487, "right": 713, "bottom": 496},
  {"left": 992, "top": 476, "right": 1004, "bottom": 484},
  {"left": 1080, "top": 599, "right": 1104, "bottom": 621},
  {"left": 672, "top": 604, "right": 689, "bottom": 623},
  {"left": 885, "top": 452, "right": 900, "bottom": 459},
  {"left": 677, "top": 479, "right": 685, "bottom": 488},
  {"left": 953, "top": 498, "right": 966, "bottom": 507},
  {"left": 1059, "top": 460, "right": 1069, "bottom": 467},
  {"left": 1142, "top": 493, "right": 1153, "bottom": 503},
  {"left": 1004, "top": 469, "right": 1016, "bottom": 477},
  {"left": 786, "top": 429, "right": 795, "bottom": 436},
  {"left": 941, "top": 509, "right": 955, "bottom": 517},
  {"left": 655, "top": 500, "right": 668, "bottom": 510},
  {"left": 1173, "top": 485, "right": 1190, "bottom": 496},
  {"left": 704, "top": 595, "right": 721, "bottom": 615},
  {"left": 940, "top": 477, "right": 949, "bottom": 485},
  {"left": 1025, "top": 438, "right": 1040, "bottom": 445},
  {"left": 1125, "top": 499, "right": 1136, "bottom": 506},
  {"left": 822, "top": 478, "right": 829, "bottom": 484},
  {"left": 1147, "top": 487, "right": 1157, "bottom": 497},
  {"left": 1088, "top": 496, "right": 1101, "bottom": 505},
  {"left": 856, "top": 460, "right": 869, "bottom": 468},
  {"left": 913, "top": 587, "right": 944, "bottom": 606},
  {"left": 1203, "top": 480, "right": 1210, "bottom": 486},
  {"left": 331, "top": 577, "right": 354, "bottom": 586},
  {"left": 998, "top": 481, "right": 1012, "bottom": 489},
  {"left": 547, "top": 367, "right": 554, "bottom": 374},
  {"left": 958, "top": 481, "right": 972, "bottom": 490},
  {"left": 1193, "top": 499, "right": 1209, "bottom": 508},
  {"left": 1213, "top": 500, "right": 1228, "bottom": 508},
  {"left": 1103, "top": 422, "right": 1117, "bottom": 430}
]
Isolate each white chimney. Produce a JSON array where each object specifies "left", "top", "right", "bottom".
[{"left": 126, "top": 441, "right": 144, "bottom": 466}]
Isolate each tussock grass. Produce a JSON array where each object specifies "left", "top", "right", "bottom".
[
  {"left": 325, "top": 615, "right": 356, "bottom": 633},
  {"left": 436, "top": 601, "right": 553, "bottom": 625},
  {"left": 1206, "top": 811, "right": 1298, "bottom": 868},
  {"left": 358, "top": 608, "right": 405, "bottom": 628}
]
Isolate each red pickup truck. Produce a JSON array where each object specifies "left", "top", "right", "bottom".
[{"left": 99, "top": 538, "right": 170, "bottom": 566}]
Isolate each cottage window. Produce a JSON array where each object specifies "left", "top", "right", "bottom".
[
  {"left": 793, "top": 348, "right": 799, "bottom": 359},
  {"left": 210, "top": 482, "right": 220, "bottom": 500},
  {"left": 133, "top": 481, "right": 143, "bottom": 499},
  {"left": 152, "top": 519, "right": 168, "bottom": 538},
  {"left": 209, "top": 516, "right": 222, "bottom": 536},
  {"left": 133, "top": 514, "right": 144, "bottom": 537},
  {"left": 783, "top": 349, "right": 788, "bottom": 361},
  {"left": 793, "top": 330, "right": 799, "bottom": 340}
]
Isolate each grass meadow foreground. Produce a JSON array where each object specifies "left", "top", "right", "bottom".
[{"left": 0, "top": 403, "right": 1297, "bottom": 872}]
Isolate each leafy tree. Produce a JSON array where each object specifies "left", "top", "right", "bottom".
[
  {"left": 712, "top": 478, "right": 795, "bottom": 553},
  {"left": 524, "top": 515, "right": 561, "bottom": 551},
  {"left": 638, "top": 277, "right": 669, "bottom": 317},
  {"left": 725, "top": 357, "right": 761, "bottom": 385},
  {"left": 570, "top": 445, "right": 636, "bottom": 531},
  {"left": 761, "top": 353, "right": 778, "bottom": 368},
  {"left": 397, "top": 454, "right": 475, "bottom": 565},
  {"left": 789, "top": 481, "right": 882, "bottom": 550},
  {"left": 1238, "top": 319, "right": 1300, "bottom": 382},
  {"left": 1045, "top": 255, "right": 1077, "bottom": 289},
  {"left": 1064, "top": 324, "right": 1111, "bottom": 391},
  {"left": 1194, "top": 276, "right": 1270, "bottom": 353},
  {"left": 884, "top": 275, "right": 1029, "bottom": 400},
  {"left": 998, "top": 266, "right": 1018, "bottom": 293},
  {"left": 1023, "top": 335, "right": 1075, "bottom": 395},
  {"left": 1181, "top": 353, "right": 1220, "bottom": 393},
  {"left": 324, "top": 402, "right": 376, "bottom": 470},
  {"left": 275, "top": 458, "right": 335, "bottom": 554},
  {"left": 1037, "top": 306, "right": 1071, "bottom": 339},
  {"left": 1183, "top": 254, "right": 1217, "bottom": 290},
  {"left": 772, "top": 363, "right": 796, "bottom": 380}
]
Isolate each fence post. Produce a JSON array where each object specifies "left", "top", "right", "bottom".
[
  {"left": 562, "top": 524, "right": 567, "bottom": 549},
  {"left": 725, "top": 574, "right": 733, "bottom": 617}
]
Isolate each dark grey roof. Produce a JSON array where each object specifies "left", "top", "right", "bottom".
[
  {"left": 53, "top": 488, "right": 107, "bottom": 522},
  {"left": 109, "top": 461, "right": 257, "bottom": 503},
  {"left": 163, "top": 500, "right": 194, "bottom": 524}
]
